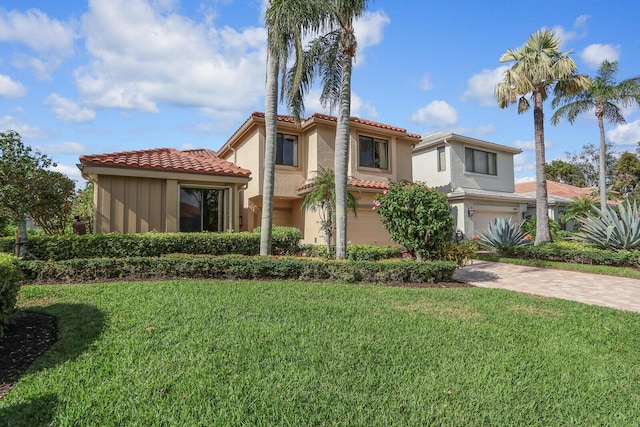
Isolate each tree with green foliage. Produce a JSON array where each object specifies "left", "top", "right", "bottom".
[
  {"left": 552, "top": 60, "right": 640, "bottom": 209},
  {"left": 287, "top": 0, "right": 371, "bottom": 259},
  {"left": 0, "top": 131, "right": 53, "bottom": 256},
  {"left": 495, "top": 29, "right": 590, "bottom": 245},
  {"left": 374, "top": 181, "right": 453, "bottom": 261},
  {"left": 563, "top": 142, "right": 616, "bottom": 188},
  {"left": 260, "top": 0, "right": 331, "bottom": 256},
  {"left": 611, "top": 151, "right": 640, "bottom": 197},
  {"left": 71, "top": 181, "right": 95, "bottom": 233},
  {"left": 29, "top": 170, "right": 75, "bottom": 235},
  {"left": 545, "top": 159, "right": 589, "bottom": 186},
  {"left": 301, "top": 168, "right": 357, "bottom": 255},
  {"left": 561, "top": 196, "right": 598, "bottom": 230}
]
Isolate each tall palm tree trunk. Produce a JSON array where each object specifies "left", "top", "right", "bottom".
[
  {"left": 597, "top": 114, "right": 607, "bottom": 209},
  {"left": 260, "top": 51, "right": 279, "bottom": 256},
  {"left": 334, "top": 55, "right": 352, "bottom": 260},
  {"left": 534, "top": 89, "right": 551, "bottom": 245}
]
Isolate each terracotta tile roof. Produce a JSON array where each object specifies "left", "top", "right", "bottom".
[
  {"left": 348, "top": 178, "right": 389, "bottom": 190},
  {"left": 79, "top": 148, "right": 251, "bottom": 177},
  {"left": 514, "top": 180, "right": 595, "bottom": 200},
  {"left": 310, "top": 113, "right": 420, "bottom": 139},
  {"left": 298, "top": 177, "right": 388, "bottom": 192},
  {"left": 249, "top": 111, "right": 297, "bottom": 124},
  {"left": 180, "top": 148, "right": 217, "bottom": 158}
]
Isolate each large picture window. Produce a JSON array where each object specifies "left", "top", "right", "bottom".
[
  {"left": 465, "top": 147, "right": 497, "bottom": 175},
  {"left": 276, "top": 133, "right": 298, "bottom": 167},
  {"left": 179, "top": 187, "right": 227, "bottom": 232},
  {"left": 359, "top": 135, "right": 389, "bottom": 170}
]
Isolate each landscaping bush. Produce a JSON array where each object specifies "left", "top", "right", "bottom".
[
  {"left": 578, "top": 200, "right": 640, "bottom": 250},
  {"left": 21, "top": 255, "right": 457, "bottom": 285},
  {"left": 0, "top": 253, "right": 23, "bottom": 339},
  {"left": 477, "top": 217, "right": 532, "bottom": 255},
  {"left": 434, "top": 240, "right": 477, "bottom": 267},
  {"left": 1, "top": 227, "right": 301, "bottom": 261},
  {"left": 300, "top": 244, "right": 402, "bottom": 261},
  {"left": 511, "top": 241, "right": 640, "bottom": 267},
  {"left": 374, "top": 182, "right": 453, "bottom": 261}
]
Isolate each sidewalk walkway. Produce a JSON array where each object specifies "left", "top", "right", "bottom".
[{"left": 453, "top": 260, "right": 640, "bottom": 313}]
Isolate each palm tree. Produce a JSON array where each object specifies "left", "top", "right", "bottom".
[
  {"left": 495, "top": 29, "right": 590, "bottom": 245},
  {"left": 561, "top": 196, "right": 597, "bottom": 230},
  {"left": 287, "top": 0, "right": 370, "bottom": 259},
  {"left": 301, "top": 167, "right": 358, "bottom": 255},
  {"left": 260, "top": 0, "right": 330, "bottom": 256},
  {"left": 551, "top": 60, "right": 640, "bottom": 209}
]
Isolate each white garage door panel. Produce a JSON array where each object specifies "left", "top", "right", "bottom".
[{"left": 474, "top": 212, "right": 518, "bottom": 235}]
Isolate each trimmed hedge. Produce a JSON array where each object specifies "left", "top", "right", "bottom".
[
  {"left": 300, "top": 244, "right": 403, "bottom": 261},
  {"left": 1, "top": 253, "right": 23, "bottom": 339},
  {"left": 21, "top": 255, "right": 457, "bottom": 285},
  {"left": 1, "top": 227, "right": 301, "bottom": 261},
  {"left": 510, "top": 241, "right": 640, "bottom": 267}
]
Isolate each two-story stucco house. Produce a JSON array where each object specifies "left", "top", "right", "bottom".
[
  {"left": 216, "top": 112, "right": 421, "bottom": 245},
  {"left": 412, "top": 132, "right": 531, "bottom": 238}
]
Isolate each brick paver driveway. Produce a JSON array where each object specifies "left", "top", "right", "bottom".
[{"left": 454, "top": 260, "right": 640, "bottom": 313}]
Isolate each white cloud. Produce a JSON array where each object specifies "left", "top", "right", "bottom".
[
  {"left": 410, "top": 101, "right": 458, "bottom": 127},
  {"left": 512, "top": 140, "right": 535, "bottom": 150},
  {"left": 511, "top": 139, "right": 554, "bottom": 150},
  {"left": 45, "top": 94, "right": 96, "bottom": 123},
  {"left": 351, "top": 10, "right": 390, "bottom": 65},
  {"left": 354, "top": 10, "right": 390, "bottom": 50},
  {"left": 0, "top": 115, "right": 49, "bottom": 139},
  {"left": 34, "top": 141, "right": 85, "bottom": 154},
  {"left": 581, "top": 44, "right": 620, "bottom": 69},
  {"left": 514, "top": 153, "right": 534, "bottom": 173},
  {"left": 51, "top": 163, "right": 84, "bottom": 184},
  {"left": 0, "top": 74, "right": 26, "bottom": 98},
  {"left": 76, "top": 0, "right": 267, "bottom": 113},
  {"left": 419, "top": 74, "right": 433, "bottom": 91},
  {"left": 607, "top": 120, "right": 640, "bottom": 146},
  {"left": 350, "top": 93, "right": 378, "bottom": 119},
  {"left": 462, "top": 66, "right": 509, "bottom": 107},
  {"left": 551, "top": 15, "right": 589, "bottom": 46},
  {"left": 515, "top": 175, "right": 535, "bottom": 184},
  {"left": 0, "top": 8, "right": 75, "bottom": 55},
  {"left": 300, "top": 88, "right": 377, "bottom": 119},
  {"left": 474, "top": 124, "right": 496, "bottom": 136},
  {"left": 0, "top": 8, "right": 76, "bottom": 78}
]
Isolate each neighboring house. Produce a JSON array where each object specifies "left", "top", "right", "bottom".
[
  {"left": 515, "top": 180, "right": 603, "bottom": 231},
  {"left": 78, "top": 148, "right": 251, "bottom": 233},
  {"left": 412, "top": 132, "right": 530, "bottom": 237},
  {"left": 216, "top": 112, "right": 420, "bottom": 245}
]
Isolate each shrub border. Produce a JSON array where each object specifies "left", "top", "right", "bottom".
[{"left": 21, "top": 255, "right": 457, "bottom": 285}]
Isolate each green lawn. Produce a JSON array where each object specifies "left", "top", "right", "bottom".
[{"left": 3, "top": 279, "right": 640, "bottom": 426}]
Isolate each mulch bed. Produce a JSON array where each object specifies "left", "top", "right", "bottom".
[
  {"left": 0, "top": 310, "right": 58, "bottom": 399},
  {"left": 0, "top": 280, "right": 469, "bottom": 399}
]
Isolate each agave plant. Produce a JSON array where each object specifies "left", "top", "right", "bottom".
[
  {"left": 578, "top": 200, "right": 640, "bottom": 250},
  {"left": 477, "top": 217, "right": 532, "bottom": 254}
]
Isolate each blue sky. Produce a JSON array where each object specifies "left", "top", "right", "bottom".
[{"left": 1, "top": 0, "right": 639, "bottom": 186}]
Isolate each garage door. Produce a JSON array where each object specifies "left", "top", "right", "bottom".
[{"left": 474, "top": 211, "right": 518, "bottom": 235}]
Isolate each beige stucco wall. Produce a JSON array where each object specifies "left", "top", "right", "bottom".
[
  {"left": 348, "top": 192, "right": 393, "bottom": 246},
  {"left": 412, "top": 144, "right": 452, "bottom": 189}
]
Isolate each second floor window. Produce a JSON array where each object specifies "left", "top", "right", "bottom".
[
  {"left": 276, "top": 133, "right": 298, "bottom": 167},
  {"left": 465, "top": 147, "right": 497, "bottom": 175},
  {"left": 359, "top": 136, "right": 388, "bottom": 170}
]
